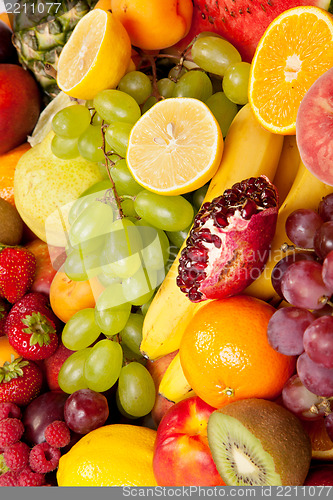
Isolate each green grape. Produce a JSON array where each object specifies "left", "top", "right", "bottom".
[
  {"left": 166, "top": 224, "right": 191, "bottom": 249},
  {"left": 172, "top": 71, "right": 213, "bottom": 101},
  {"left": 135, "top": 219, "right": 169, "bottom": 270},
  {"left": 191, "top": 36, "right": 241, "bottom": 77},
  {"left": 119, "top": 313, "right": 144, "bottom": 357},
  {"left": 134, "top": 190, "right": 194, "bottom": 232},
  {"left": 79, "top": 180, "right": 114, "bottom": 199},
  {"left": 64, "top": 249, "right": 100, "bottom": 281},
  {"left": 168, "top": 65, "right": 187, "bottom": 81},
  {"left": 96, "top": 272, "right": 121, "bottom": 288},
  {"left": 142, "top": 96, "right": 157, "bottom": 114},
  {"left": 58, "top": 348, "right": 91, "bottom": 394},
  {"left": 62, "top": 308, "right": 101, "bottom": 350},
  {"left": 205, "top": 91, "right": 238, "bottom": 137},
  {"left": 140, "top": 296, "right": 154, "bottom": 316},
  {"left": 78, "top": 125, "right": 105, "bottom": 163},
  {"left": 195, "top": 31, "right": 224, "bottom": 40},
  {"left": 84, "top": 338, "right": 123, "bottom": 392},
  {"left": 111, "top": 159, "right": 142, "bottom": 196},
  {"left": 68, "top": 183, "right": 114, "bottom": 226},
  {"left": 69, "top": 200, "right": 114, "bottom": 252},
  {"left": 118, "top": 71, "right": 152, "bottom": 105},
  {"left": 157, "top": 78, "right": 176, "bottom": 98},
  {"left": 117, "top": 362, "right": 156, "bottom": 418},
  {"left": 222, "top": 62, "right": 251, "bottom": 105},
  {"left": 95, "top": 283, "right": 131, "bottom": 335},
  {"left": 105, "top": 122, "right": 132, "bottom": 157},
  {"left": 121, "top": 198, "right": 137, "bottom": 218},
  {"left": 91, "top": 111, "right": 104, "bottom": 127},
  {"left": 52, "top": 104, "right": 91, "bottom": 138},
  {"left": 116, "top": 390, "right": 137, "bottom": 419},
  {"left": 122, "top": 267, "right": 157, "bottom": 306},
  {"left": 51, "top": 135, "right": 79, "bottom": 160},
  {"left": 103, "top": 218, "right": 143, "bottom": 278},
  {"left": 192, "top": 183, "right": 209, "bottom": 211},
  {"left": 93, "top": 89, "right": 141, "bottom": 124}
]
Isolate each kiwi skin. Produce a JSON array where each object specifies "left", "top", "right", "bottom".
[
  {"left": 0, "top": 197, "right": 23, "bottom": 245},
  {"left": 208, "top": 398, "right": 312, "bottom": 486}
]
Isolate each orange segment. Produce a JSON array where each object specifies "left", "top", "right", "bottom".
[
  {"left": 126, "top": 97, "right": 223, "bottom": 195},
  {"left": 301, "top": 418, "right": 333, "bottom": 461},
  {"left": 57, "top": 9, "right": 131, "bottom": 100},
  {"left": 249, "top": 6, "right": 333, "bottom": 135}
]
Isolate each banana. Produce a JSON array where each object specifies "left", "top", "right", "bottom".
[
  {"left": 140, "top": 103, "right": 284, "bottom": 361},
  {"left": 273, "top": 135, "right": 300, "bottom": 207},
  {"left": 245, "top": 161, "right": 333, "bottom": 302},
  {"left": 158, "top": 352, "right": 193, "bottom": 403}
]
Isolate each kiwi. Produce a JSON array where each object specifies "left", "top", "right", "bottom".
[
  {"left": 0, "top": 197, "right": 23, "bottom": 245},
  {"left": 207, "top": 398, "right": 312, "bottom": 486}
]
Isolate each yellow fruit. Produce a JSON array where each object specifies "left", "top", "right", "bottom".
[
  {"left": 248, "top": 6, "right": 333, "bottom": 134},
  {"left": 126, "top": 97, "right": 223, "bottom": 195},
  {"left": 57, "top": 9, "right": 131, "bottom": 100},
  {"left": 57, "top": 424, "right": 157, "bottom": 486}
]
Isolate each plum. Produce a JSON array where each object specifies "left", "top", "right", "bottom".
[
  {"left": 296, "top": 67, "right": 333, "bottom": 186},
  {"left": 0, "top": 21, "right": 17, "bottom": 64}
]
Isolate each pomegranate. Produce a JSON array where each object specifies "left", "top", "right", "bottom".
[{"left": 176, "top": 176, "right": 278, "bottom": 302}]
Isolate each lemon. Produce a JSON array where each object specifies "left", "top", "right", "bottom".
[
  {"left": 57, "top": 424, "right": 157, "bottom": 486},
  {"left": 57, "top": 9, "right": 131, "bottom": 100},
  {"left": 126, "top": 97, "right": 224, "bottom": 195}
]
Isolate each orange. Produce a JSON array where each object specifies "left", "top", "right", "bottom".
[
  {"left": 110, "top": 0, "right": 193, "bottom": 50},
  {"left": 0, "top": 12, "right": 13, "bottom": 28},
  {"left": 248, "top": 6, "right": 333, "bottom": 135},
  {"left": 179, "top": 295, "right": 296, "bottom": 408},
  {"left": 0, "top": 143, "right": 30, "bottom": 206},
  {"left": 0, "top": 336, "right": 20, "bottom": 366},
  {"left": 94, "top": 0, "right": 111, "bottom": 10},
  {"left": 301, "top": 418, "right": 333, "bottom": 461},
  {"left": 126, "top": 98, "right": 223, "bottom": 195}
]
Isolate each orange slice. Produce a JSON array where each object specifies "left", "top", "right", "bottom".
[
  {"left": 248, "top": 6, "right": 333, "bottom": 135},
  {"left": 301, "top": 418, "right": 333, "bottom": 461},
  {"left": 57, "top": 9, "right": 131, "bottom": 100},
  {"left": 126, "top": 97, "right": 224, "bottom": 195}
]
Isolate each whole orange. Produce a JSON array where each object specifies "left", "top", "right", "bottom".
[
  {"left": 179, "top": 295, "right": 296, "bottom": 408},
  {"left": 0, "top": 142, "right": 30, "bottom": 206}
]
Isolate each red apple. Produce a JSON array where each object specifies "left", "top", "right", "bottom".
[
  {"left": 146, "top": 350, "right": 178, "bottom": 427},
  {"left": 25, "top": 239, "right": 60, "bottom": 296},
  {"left": 153, "top": 395, "right": 225, "bottom": 486},
  {"left": 0, "top": 64, "right": 41, "bottom": 155},
  {"left": 304, "top": 464, "right": 333, "bottom": 486}
]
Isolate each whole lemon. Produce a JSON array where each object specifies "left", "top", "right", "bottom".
[{"left": 57, "top": 424, "right": 157, "bottom": 486}]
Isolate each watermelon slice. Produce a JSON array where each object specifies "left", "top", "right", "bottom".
[{"left": 175, "top": 0, "right": 333, "bottom": 62}]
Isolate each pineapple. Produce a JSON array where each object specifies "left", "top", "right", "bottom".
[{"left": 12, "top": 0, "right": 98, "bottom": 100}]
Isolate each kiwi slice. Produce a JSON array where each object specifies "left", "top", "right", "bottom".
[{"left": 207, "top": 398, "right": 312, "bottom": 486}]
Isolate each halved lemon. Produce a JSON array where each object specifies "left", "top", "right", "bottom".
[
  {"left": 248, "top": 6, "right": 333, "bottom": 135},
  {"left": 126, "top": 97, "right": 224, "bottom": 195},
  {"left": 57, "top": 9, "right": 131, "bottom": 100}
]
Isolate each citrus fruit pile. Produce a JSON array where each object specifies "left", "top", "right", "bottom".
[{"left": 0, "top": 0, "right": 333, "bottom": 489}]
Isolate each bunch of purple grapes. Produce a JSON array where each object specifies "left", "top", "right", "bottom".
[{"left": 268, "top": 193, "right": 333, "bottom": 440}]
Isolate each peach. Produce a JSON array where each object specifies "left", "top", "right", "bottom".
[
  {"left": 110, "top": 0, "right": 193, "bottom": 50},
  {"left": 153, "top": 396, "right": 225, "bottom": 486}
]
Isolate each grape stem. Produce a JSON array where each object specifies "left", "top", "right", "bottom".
[{"left": 281, "top": 243, "right": 316, "bottom": 253}]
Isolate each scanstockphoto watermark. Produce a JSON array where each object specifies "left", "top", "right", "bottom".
[{"left": 122, "top": 486, "right": 257, "bottom": 497}]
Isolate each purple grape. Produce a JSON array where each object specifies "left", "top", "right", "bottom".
[
  {"left": 303, "top": 315, "right": 333, "bottom": 369},
  {"left": 324, "top": 413, "right": 333, "bottom": 442},
  {"left": 314, "top": 221, "right": 333, "bottom": 260},
  {"left": 282, "top": 374, "right": 326, "bottom": 420},
  {"left": 322, "top": 250, "right": 333, "bottom": 291},
  {"left": 297, "top": 352, "right": 333, "bottom": 397},
  {"left": 271, "top": 252, "right": 316, "bottom": 298},
  {"left": 318, "top": 193, "right": 333, "bottom": 222},
  {"left": 285, "top": 209, "right": 323, "bottom": 249},
  {"left": 23, "top": 391, "right": 69, "bottom": 445},
  {"left": 64, "top": 388, "right": 109, "bottom": 434},
  {"left": 281, "top": 260, "right": 331, "bottom": 310},
  {"left": 267, "top": 306, "right": 314, "bottom": 355}
]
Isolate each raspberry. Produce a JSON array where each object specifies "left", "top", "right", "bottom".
[
  {"left": 0, "top": 470, "right": 18, "bottom": 486},
  {"left": 44, "top": 420, "right": 70, "bottom": 448},
  {"left": 0, "top": 418, "right": 24, "bottom": 448},
  {"left": 29, "top": 442, "right": 61, "bottom": 474},
  {"left": 0, "top": 403, "right": 21, "bottom": 420},
  {"left": 3, "top": 441, "right": 30, "bottom": 472},
  {"left": 17, "top": 466, "right": 45, "bottom": 487}
]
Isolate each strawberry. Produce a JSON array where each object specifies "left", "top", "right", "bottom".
[
  {"left": 0, "top": 247, "right": 36, "bottom": 304},
  {"left": 5, "top": 294, "right": 59, "bottom": 361},
  {"left": 0, "top": 298, "right": 10, "bottom": 337},
  {"left": 0, "top": 357, "right": 43, "bottom": 406}
]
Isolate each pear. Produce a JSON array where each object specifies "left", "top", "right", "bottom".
[{"left": 14, "top": 131, "right": 104, "bottom": 246}]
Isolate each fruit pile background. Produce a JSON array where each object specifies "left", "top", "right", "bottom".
[{"left": 0, "top": 0, "right": 333, "bottom": 489}]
